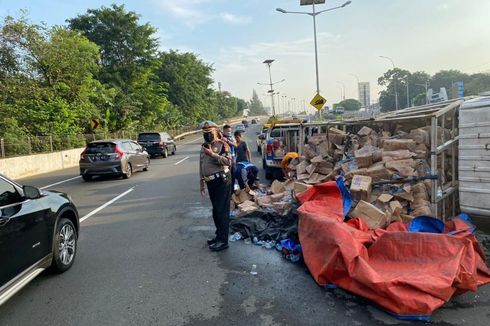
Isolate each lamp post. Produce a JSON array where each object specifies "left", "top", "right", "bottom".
[
  {"left": 257, "top": 59, "right": 285, "bottom": 117},
  {"left": 349, "top": 73, "right": 360, "bottom": 101},
  {"left": 276, "top": 92, "right": 281, "bottom": 115},
  {"left": 336, "top": 81, "right": 346, "bottom": 100},
  {"left": 277, "top": 1, "right": 352, "bottom": 106},
  {"left": 379, "top": 55, "right": 399, "bottom": 111}
]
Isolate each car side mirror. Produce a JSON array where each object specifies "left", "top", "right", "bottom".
[{"left": 23, "top": 185, "right": 42, "bottom": 200}]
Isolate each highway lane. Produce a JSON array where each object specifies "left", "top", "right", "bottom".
[{"left": 1, "top": 122, "right": 489, "bottom": 326}]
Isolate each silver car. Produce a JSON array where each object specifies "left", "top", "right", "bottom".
[{"left": 79, "top": 140, "right": 150, "bottom": 181}]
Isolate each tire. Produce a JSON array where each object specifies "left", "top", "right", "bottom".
[
  {"left": 82, "top": 175, "right": 92, "bottom": 182},
  {"left": 143, "top": 158, "right": 150, "bottom": 171},
  {"left": 162, "top": 148, "right": 168, "bottom": 158},
  {"left": 123, "top": 163, "right": 132, "bottom": 179},
  {"left": 172, "top": 145, "right": 176, "bottom": 155},
  {"left": 50, "top": 217, "right": 77, "bottom": 273}
]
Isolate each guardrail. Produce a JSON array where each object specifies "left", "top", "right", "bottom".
[{"left": 0, "top": 116, "right": 267, "bottom": 159}]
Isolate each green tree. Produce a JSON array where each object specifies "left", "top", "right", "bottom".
[
  {"left": 248, "top": 90, "right": 266, "bottom": 115},
  {"left": 67, "top": 4, "right": 158, "bottom": 89},
  {"left": 336, "top": 98, "right": 361, "bottom": 111},
  {"left": 0, "top": 15, "right": 103, "bottom": 137},
  {"left": 154, "top": 50, "right": 216, "bottom": 125},
  {"left": 67, "top": 4, "right": 164, "bottom": 131}
]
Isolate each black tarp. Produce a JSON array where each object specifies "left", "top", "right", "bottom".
[{"left": 230, "top": 209, "right": 299, "bottom": 242}]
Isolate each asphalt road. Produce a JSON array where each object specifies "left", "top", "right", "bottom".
[{"left": 0, "top": 122, "right": 489, "bottom": 326}]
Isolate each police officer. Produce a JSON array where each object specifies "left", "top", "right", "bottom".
[{"left": 199, "top": 122, "right": 232, "bottom": 252}]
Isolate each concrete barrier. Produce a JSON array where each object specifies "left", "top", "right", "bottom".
[
  {"left": 0, "top": 147, "right": 84, "bottom": 179},
  {"left": 0, "top": 116, "right": 269, "bottom": 179}
]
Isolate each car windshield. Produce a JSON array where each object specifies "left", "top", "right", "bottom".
[
  {"left": 138, "top": 133, "right": 160, "bottom": 141},
  {"left": 86, "top": 142, "right": 116, "bottom": 154}
]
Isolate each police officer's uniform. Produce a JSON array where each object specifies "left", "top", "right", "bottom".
[{"left": 200, "top": 123, "right": 232, "bottom": 251}]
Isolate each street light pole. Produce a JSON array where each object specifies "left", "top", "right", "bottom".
[
  {"left": 276, "top": 1, "right": 352, "bottom": 120},
  {"left": 379, "top": 55, "right": 399, "bottom": 111},
  {"left": 337, "top": 81, "right": 346, "bottom": 100},
  {"left": 312, "top": 1, "right": 320, "bottom": 95},
  {"left": 258, "top": 59, "right": 285, "bottom": 117},
  {"left": 266, "top": 60, "right": 275, "bottom": 116}
]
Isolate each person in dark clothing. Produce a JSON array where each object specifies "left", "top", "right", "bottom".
[
  {"left": 234, "top": 161, "right": 259, "bottom": 190},
  {"left": 199, "top": 122, "right": 232, "bottom": 252},
  {"left": 234, "top": 131, "right": 251, "bottom": 163}
]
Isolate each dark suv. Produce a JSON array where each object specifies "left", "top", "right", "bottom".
[
  {"left": 0, "top": 174, "right": 79, "bottom": 306},
  {"left": 79, "top": 140, "right": 150, "bottom": 181},
  {"left": 137, "top": 132, "right": 176, "bottom": 158}
]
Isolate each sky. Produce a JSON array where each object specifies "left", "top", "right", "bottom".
[{"left": 1, "top": 0, "right": 490, "bottom": 113}]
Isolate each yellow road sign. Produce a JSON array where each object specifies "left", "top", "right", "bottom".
[
  {"left": 91, "top": 118, "right": 100, "bottom": 129},
  {"left": 310, "top": 93, "right": 327, "bottom": 111}
]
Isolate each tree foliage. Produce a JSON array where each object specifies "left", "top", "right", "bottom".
[
  {"left": 0, "top": 15, "right": 103, "bottom": 136},
  {"left": 1, "top": 5, "right": 248, "bottom": 145},
  {"left": 248, "top": 90, "right": 266, "bottom": 115},
  {"left": 335, "top": 98, "right": 362, "bottom": 111},
  {"left": 378, "top": 68, "right": 490, "bottom": 112}
]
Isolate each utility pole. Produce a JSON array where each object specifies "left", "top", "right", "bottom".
[
  {"left": 258, "top": 59, "right": 285, "bottom": 117},
  {"left": 277, "top": 1, "right": 352, "bottom": 120}
]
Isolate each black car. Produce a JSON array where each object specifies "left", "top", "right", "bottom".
[
  {"left": 79, "top": 140, "right": 150, "bottom": 181},
  {"left": 137, "top": 132, "right": 176, "bottom": 158},
  {"left": 0, "top": 174, "right": 80, "bottom": 306}
]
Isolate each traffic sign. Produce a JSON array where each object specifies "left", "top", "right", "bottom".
[
  {"left": 91, "top": 118, "right": 100, "bottom": 129},
  {"left": 310, "top": 93, "right": 327, "bottom": 111}
]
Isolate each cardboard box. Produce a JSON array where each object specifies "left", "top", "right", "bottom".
[
  {"left": 327, "top": 128, "right": 346, "bottom": 146},
  {"left": 303, "top": 144, "right": 317, "bottom": 160},
  {"left": 311, "top": 155, "right": 324, "bottom": 163},
  {"left": 385, "top": 159, "right": 416, "bottom": 177},
  {"left": 383, "top": 139, "right": 416, "bottom": 151},
  {"left": 389, "top": 200, "right": 403, "bottom": 216},
  {"left": 293, "top": 182, "right": 312, "bottom": 195},
  {"left": 366, "top": 164, "right": 393, "bottom": 181},
  {"left": 377, "top": 193, "right": 394, "bottom": 205},
  {"left": 351, "top": 200, "right": 387, "bottom": 229},
  {"left": 409, "top": 128, "right": 430, "bottom": 146},
  {"left": 350, "top": 175, "right": 372, "bottom": 202},
  {"left": 382, "top": 150, "right": 414, "bottom": 161},
  {"left": 271, "top": 180, "right": 286, "bottom": 194},
  {"left": 358, "top": 126, "right": 373, "bottom": 136},
  {"left": 296, "top": 161, "right": 308, "bottom": 175},
  {"left": 306, "top": 164, "right": 317, "bottom": 175}
]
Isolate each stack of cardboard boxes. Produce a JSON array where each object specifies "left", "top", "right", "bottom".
[{"left": 287, "top": 124, "right": 452, "bottom": 229}]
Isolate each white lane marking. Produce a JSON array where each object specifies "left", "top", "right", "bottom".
[
  {"left": 40, "top": 176, "right": 82, "bottom": 190},
  {"left": 80, "top": 187, "right": 134, "bottom": 223},
  {"left": 174, "top": 156, "right": 190, "bottom": 165},
  {"left": 183, "top": 137, "right": 201, "bottom": 145}
]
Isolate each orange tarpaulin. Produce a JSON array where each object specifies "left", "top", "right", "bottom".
[{"left": 297, "top": 181, "right": 490, "bottom": 319}]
